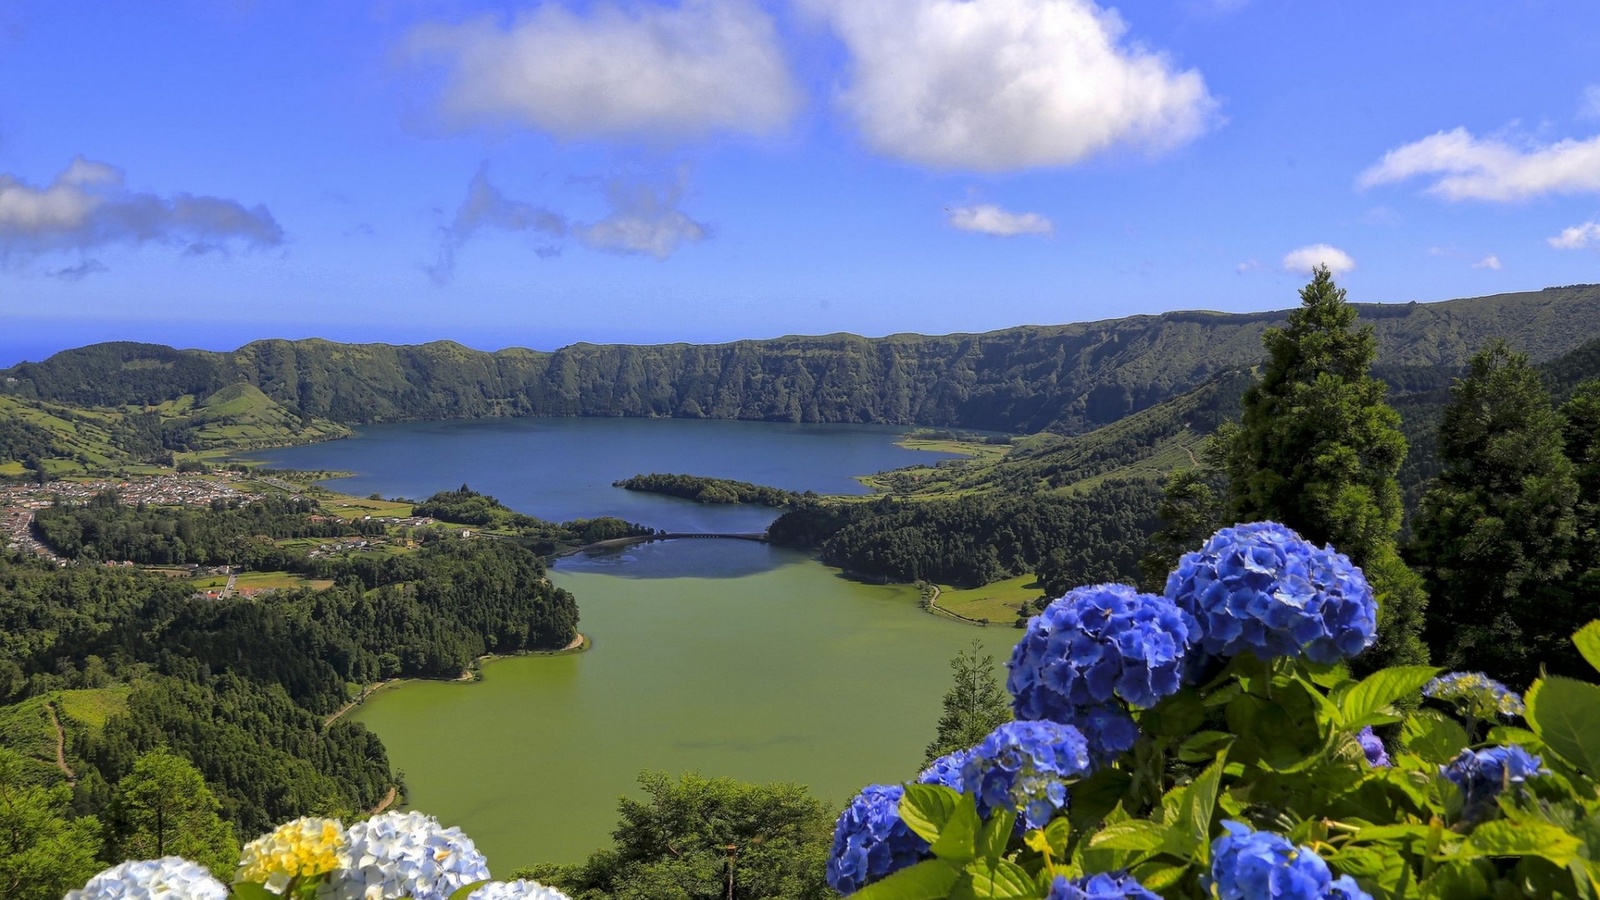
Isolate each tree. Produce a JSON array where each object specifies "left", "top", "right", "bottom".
[
  {"left": 1220, "top": 266, "right": 1427, "bottom": 667},
  {"left": 108, "top": 749, "right": 238, "bottom": 877},
  {"left": 1137, "top": 468, "right": 1220, "bottom": 592},
  {"left": 516, "top": 772, "right": 834, "bottom": 900},
  {"left": 0, "top": 748, "right": 104, "bottom": 900},
  {"left": 924, "top": 640, "right": 1013, "bottom": 767},
  {"left": 1414, "top": 342, "right": 1578, "bottom": 684}
]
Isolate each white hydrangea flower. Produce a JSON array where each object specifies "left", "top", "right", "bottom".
[
  {"left": 321, "top": 811, "right": 490, "bottom": 900},
  {"left": 470, "top": 880, "right": 574, "bottom": 900},
  {"left": 66, "top": 857, "right": 229, "bottom": 900}
]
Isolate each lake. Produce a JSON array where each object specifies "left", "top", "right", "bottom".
[{"left": 246, "top": 418, "right": 1024, "bottom": 869}]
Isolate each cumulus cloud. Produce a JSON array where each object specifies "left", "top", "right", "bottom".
[
  {"left": 1473, "top": 254, "right": 1502, "bottom": 270},
  {"left": 1549, "top": 221, "right": 1600, "bottom": 250},
  {"left": 406, "top": 0, "right": 798, "bottom": 141},
  {"left": 428, "top": 164, "right": 567, "bottom": 283},
  {"left": 0, "top": 156, "right": 282, "bottom": 264},
  {"left": 805, "top": 0, "right": 1215, "bottom": 171},
  {"left": 576, "top": 172, "right": 708, "bottom": 258},
  {"left": 1282, "top": 244, "right": 1355, "bottom": 275},
  {"left": 946, "top": 203, "right": 1053, "bottom": 236},
  {"left": 1359, "top": 128, "right": 1600, "bottom": 201}
]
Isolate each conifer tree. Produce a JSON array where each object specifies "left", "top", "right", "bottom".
[
  {"left": 108, "top": 749, "right": 238, "bottom": 877},
  {"left": 1220, "top": 266, "right": 1428, "bottom": 667},
  {"left": 1137, "top": 468, "right": 1220, "bottom": 593},
  {"left": 1414, "top": 341, "right": 1577, "bottom": 684},
  {"left": 923, "top": 640, "right": 1012, "bottom": 767},
  {"left": 0, "top": 748, "right": 104, "bottom": 900}
]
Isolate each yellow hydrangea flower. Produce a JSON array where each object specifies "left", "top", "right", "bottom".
[{"left": 236, "top": 816, "right": 348, "bottom": 893}]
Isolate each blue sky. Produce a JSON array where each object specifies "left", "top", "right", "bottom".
[{"left": 1, "top": 1, "right": 1598, "bottom": 365}]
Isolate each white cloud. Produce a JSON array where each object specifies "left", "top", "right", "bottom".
[
  {"left": 1549, "top": 221, "right": 1600, "bottom": 250},
  {"left": 1282, "top": 244, "right": 1355, "bottom": 275},
  {"left": 946, "top": 203, "right": 1052, "bottom": 237},
  {"left": 576, "top": 173, "right": 708, "bottom": 258},
  {"left": 1582, "top": 85, "right": 1600, "bottom": 120},
  {"left": 1235, "top": 259, "right": 1264, "bottom": 274},
  {"left": 1358, "top": 127, "right": 1600, "bottom": 201},
  {"left": 428, "top": 163, "right": 568, "bottom": 284},
  {"left": 407, "top": 1, "right": 798, "bottom": 141},
  {"left": 1473, "top": 254, "right": 1502, "bottom": 270},
  {"left": 805, "top": 0, "right": 1216, "bottom": 171},
  {"left": 0, "top": 157, "right": 282, "bottom": 264}
]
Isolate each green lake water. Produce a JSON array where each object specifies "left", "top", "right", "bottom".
[{"left": 250, "top": 419, "right": 1023, "bottom": 870}]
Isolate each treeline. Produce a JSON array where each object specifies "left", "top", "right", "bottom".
[
  {"left": 613, "top": 473, "right": 804, "bottom": 506},
  {"left": 768, "top": 480, "right": 1161, "bottom": 588},
  {"left": 7, "top": 285, "right": 1599, "bottom": 437},
  {"left": 413, "top": 485, "right": 653, "bottom": 550}
]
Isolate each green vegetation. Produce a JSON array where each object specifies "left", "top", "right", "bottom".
[
  {"left": 612, "top": 472, "right": 804, "bottom": 506},
  {"left": 923, "top": 641, "right": 1012, "bottom": 767},
  {"left": 516, "top": 772, "right": 835, "bottom": 900},
  {"left": 413, "top": 484, "right": 653, "bottom": 550},
  {"left": 106, "top": 749, "right": 238, "bottom": 876},
  {"left": 931, "top": 575, "right": 1041, "bottom": 624},
  {"left": 0, "top": 747, "right": 103, "bottom": 900}
]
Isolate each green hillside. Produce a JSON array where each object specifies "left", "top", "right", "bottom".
[{"left": 5, "top": 285, "right": 1599, "bottom": 438}]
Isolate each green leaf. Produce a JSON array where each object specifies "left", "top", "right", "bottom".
[
  {"left": 1465, "top": 819, "right": 1582, "bottom": 867},
  {"left": 1066, "top": 767, "right": 1131, "bottom": 830},
  {"left": 951, "top": 859, "right": 1038, "bottom": 900},
  {"left": 1164, "top": 749, "right": 1227, "bottom": 864},
  {"left": 1175, "top": 730, "right": 1234, "bottom": 764},
  {"left": 900, "top": 783, "right": 963, "bottom": 846},
  {"left": 853, "top": 859, "right": 963, "bottom": 900},
  {"left": 1089, "top": 820, "right": 1166, "bottom": 852},
  {"left": 1420, "top": 860, "right": 1491, "bottom": 900},
  {"left": 1130, "top": 860, "right": 1188, "bottom": 893},
  {"left": 1341, "top": 666, "right": 1440, "bottom": 728},
  {"left": 977, "top": 808, "right": 1016, "bottom": 863},
  {"left": 929, "top": 793, "right": 980, "bottom": 863},
  {"left": 230, "top": 885, "right": 279, "bottom": 900},
  {"left": 1043, "top": 817, "right": 1072, "bottom": 858},
  {"left": 446, "top": 882, "right": 491, "bottom": 900},
  {"left": 1525, "top": 677, "right": 1600, "bottom": 779},
  {"left": 1399, "top": 708, "right": 1469, "bottom": 765},
  {"left": 1141, "top": 688, "right": 1206, "bottom": 738},
  {"left": 1574, "top": 621, "right": 1600, "bottom": 678}
]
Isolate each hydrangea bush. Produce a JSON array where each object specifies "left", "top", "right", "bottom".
[
  {"left": 824, "top": 520, "right": 1600, "bottom": 899},
  {"left": 64, "top": 813, "right": 571, "bottom": 900}
]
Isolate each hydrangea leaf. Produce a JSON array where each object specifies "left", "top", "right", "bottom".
[
  {"left": 1164, "top": 750, "right": 1227, "bottom": 864},
  {"left": 1130, "top": 860, "right": 1187, "bottom": 893},
  {"left": 951, "top": 858, "right": 1036, "bottom": 900},
  {"left": 447, "top": 881, "right": 492, "bottom": 900},
  {"left": 1141, "top": 688, "right": 1206, "bottom": 738},
  {"left": 1464, "top": 819, "right": 1582, "bottom": 867},
  {"left": 230, "top": 884, "right": 277, "bottom": 900},
  {"left": 976, "top": 808, "right": 1015, "bottom": 864},
  {"left": 1043, "top": 817, "right": 1072, "bottom": 858},
  {"left": 1573, "top": 621, "right": 1600, "bottom": 678},
  {"left": 851, "top": 859, "right": 963, "bottom": 900},
  {"left": 929, "top": 794, "right": 980, "bottom": 863},
  {"left": 1419, "top": 860, "right": 1492, "bottom": 900},
  {"left": 1525, "top": 677, "right": 1600, "bottom": 780},
  {"left": 1341, "top": 666, "right": 1440, "bottom": 728},
  {"left": 1089, "top": 820, "right": 1166, "bottom": 852},
  {"left": 1398, "top": 709, "right": 1469, "bottom": 765},
  {"left": 1330, "top": 843, "right": 1409, "bottom": 897},
  {"left": 1065, "top": 767, "right": 1131, "bottom": 830},
  {"left": 900, "top": 783, "right": 963, "bottom": 847}
]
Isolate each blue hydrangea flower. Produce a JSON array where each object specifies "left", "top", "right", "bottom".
[
  {"left": 1047, "top": 871, "right": 1162, "bottom": 899},
  {"left": 67, "top": 857, "right": 229, "bottom": 900},
  {"left": 325, "top": 811, "right": 491, "bottom": 900},
  {"left": 826, "top": 784, "right": 929, "bottom": 895},
  {"left": 1206, "top": 822, "right": 1372, "bottom": 900},
  {"left": 1356, "top": 727, "right": 1390, "bottom": 768},
  {"left": 469, "top": 880, "right": 572, "bottom": 900},
  {"left": 962, "top": 721, "right": 1091, "bottom": 829},
  {"left": 1165, "top": 522, "right": 1377, "bottom": 665},
  {"left": 1009, "top": 584, "right": 1196, "bottom": 720},
  {"left": 1442, "top": 745, "right": 1547, "bottom": 821},
  {"left": 1424, "top": 672, "right": 1525, "bottom": 719},
  {"left": 1071, "top": 703, "right": 1140, "bottom": 767},
  {"left": 917, "top": 749, "right": 969, "bottom": 793}
]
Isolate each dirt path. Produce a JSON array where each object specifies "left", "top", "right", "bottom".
[
  {"left": 369, "top": 786, "right": 398, "bottom": 816},
  {"left": 45, "top": 701, "right": 75, "bottom": 784},
  {"left": 923, "top": 585, "right": 988, "bottom": 627},
  {"left": 1182, "top": 444, "right": 1199, "bottom": 467}
]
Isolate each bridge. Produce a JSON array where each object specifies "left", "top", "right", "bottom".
[{"left": 655, "top": 532, "right": 768, "bottom": 542}]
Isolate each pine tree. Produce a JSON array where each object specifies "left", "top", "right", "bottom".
[
  {"left": 108, "top": 749, "right": 238, "bottom": 877},
  {"left": 923, "top": 640, "right": 1012, "bottom": 767},
  {"left": 1221, "top": 266, "right": 1427, "bottom": 667},
  {"left": 0, "top": 749, "right": 104, "bottom": 900},
  {"left": 1414, "top": 341, "right": 1577, "bottom": 684},
  {"left": 1137, "top": 468, "right": 1220, "bottom": 592}
]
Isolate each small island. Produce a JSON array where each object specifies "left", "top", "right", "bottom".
[{"left": 612, "top": 472, "right": 807, "bottom": 507}]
